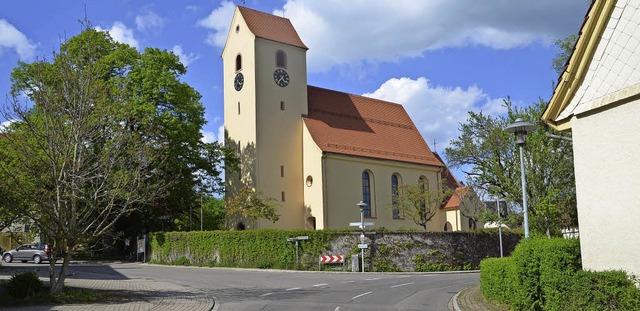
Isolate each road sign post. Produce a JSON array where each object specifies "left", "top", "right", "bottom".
[
  {"left": 352, "top": 201, "right": 373, "bottom": 273},
  {"left": 287, "top": 236, "right": 309, "bottom": 266}
]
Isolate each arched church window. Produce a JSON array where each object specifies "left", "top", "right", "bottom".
[
  {"left": 392, "top": 174, "right": 402, "bottom": 219},
  {"left": 362, "top": 171, "right": 372, "bottom": 218},
  {"left": 236, "top": 54, "right": 242, "bottom": 72},
  {"left": 276, "top": 50, "right": 287, "bottom": 68}
]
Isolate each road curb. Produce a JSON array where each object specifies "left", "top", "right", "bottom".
[{"left": 450, "top": 288, "right": 463, "bottom": 311}]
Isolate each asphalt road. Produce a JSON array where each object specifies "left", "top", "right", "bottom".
[{"left": 1, "top": 262, "right": 478, "bottom": 310}]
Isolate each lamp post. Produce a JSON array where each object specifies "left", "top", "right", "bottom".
[
  {"left": 505, "top": 118, "right": 536, "bottom": 239},
  {"left": 497, "top": 196, "right": 503, "bottom": 257},
  {"left": 357, "top": 201, "right": 367, "bottom": 273}
]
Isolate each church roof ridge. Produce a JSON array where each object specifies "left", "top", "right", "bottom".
[{"left": 237, "top": 6, "right": 308, "bottom": 49}]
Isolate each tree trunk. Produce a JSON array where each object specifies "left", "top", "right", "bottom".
[{"left": 49, "top": 249, "right": 72, "bottom": 294}]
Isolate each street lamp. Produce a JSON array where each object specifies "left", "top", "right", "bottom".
[
  {"left": 357, "top": 201, "right": 367, "bottom": 273},
  {"left": 505, "top": 118, "right": 536, "bottom": 239}
]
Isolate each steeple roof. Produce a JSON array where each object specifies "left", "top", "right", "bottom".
[
  {"left": 303, "top": 86, "right": 443, "bottom": 167},
  {"left": 237, "top": 6, "right": 308, "bottom": 49}
]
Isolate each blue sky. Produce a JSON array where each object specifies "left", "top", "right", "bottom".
[{"left": 0, "top": 0, "right": 588, "bottom": 182}]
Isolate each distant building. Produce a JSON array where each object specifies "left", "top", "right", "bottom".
[
  {"left": 223, "top": 6, "right": 482, "bottom": 231},
  {"left": 542, "top": 0, "right": 640, "bottom": 276}
]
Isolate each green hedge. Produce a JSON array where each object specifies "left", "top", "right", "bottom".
[
  {"left": 148, "top": 229, "right": 350, "bottom": 269},
  {"left": 480, "top": 257, "right": 518, "bottom": 305},
  {"left": 480, "top": 238, "right": 640, "bottom": 310},
  {"left": 558, "top": 270, "right": 640, "bottom": 311},
  {"left": 512, "top": 238, "right": 581, "bottom": 310}
]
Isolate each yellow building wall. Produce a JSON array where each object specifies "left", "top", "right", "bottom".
[
  {"left": 445, "top": 210, "right": 461, "bottom": 231},
  {"left": 302, "top": 123, "right": 325, "bottom": 229},
  {"left": 223, "top": 11, "right": 258, "bottom": 221},
  {"left": 223, "top": 8, "right": 308, "bottom": 229},
  {"left": 322, "top": 153, "right": 443, "bottom": 230}
]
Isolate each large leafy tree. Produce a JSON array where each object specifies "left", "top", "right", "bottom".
[
  {"left": 390, "top": 180, "right": 453, "bottom": 231},
  {"left": 0, "top": 25, "right": 227, "bottom": 293},
  {"left": 226, "top": 187, "right": 280, "bottom": 229},
  {"left": 445, "top": 100, "right": 576, "bottom": 237}
]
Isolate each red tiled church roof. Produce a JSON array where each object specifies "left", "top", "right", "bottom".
[
  {"left": 237, "top": 6, "right": 308, "bottom": 50},
  {"left": 433, "top": 152, "right": 470, "bottom": 210},
  {"left": 303, "top": 86, "right": 443, "bottom": 167}
]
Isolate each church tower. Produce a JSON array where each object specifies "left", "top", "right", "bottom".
[{"left": 223, "top": 6, "right": 308, "bottom": 229}]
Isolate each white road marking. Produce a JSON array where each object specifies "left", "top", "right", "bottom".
[
  {"left": 334, "top": 307, "right": 340, "bottom": 311},
  {"left": 364, "top": 277, "right": 380, "bottom": 281},
  {"left": 261, "top": 293, "right": 274, "bottom": 297},
  {"left": 351, "top": 291, "right": 372, "bottom": 300},
  {"left": 313, "top": 283, "right": 328, "bottom": 287},
  {"left": 286, "top": 287, "right": 300, "bottom": 291},
  {"left": 342, "top": 280, "right": 355, "bottom": 283},
  {"left": 391, "top": 282, "right": 414, "bottom": 288}
]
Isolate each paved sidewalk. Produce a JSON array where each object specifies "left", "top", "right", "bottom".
[
  {"left": 1, "top": 276, "right": 215, "bottom": 311},
  {"left": 451, "top": 284, "right": 509, "bottom": 311}
]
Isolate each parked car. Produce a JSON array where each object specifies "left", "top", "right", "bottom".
[{"left": 2, "top": 244, "right": 52, "bottom": 264}]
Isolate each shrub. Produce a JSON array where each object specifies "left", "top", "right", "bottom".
[
  {"left": 511, "top": 238, "right": 581, "bottom": 310},
  {"left": 480, "top": 257, "right": 518, "bottom": 305},
  {"left": 6, "top": 270, "right": 43, "bottom": 298},
  {"left": 556, "top": 270, "right": 640, "bottom": 311},
  {"left": 174, "top": 256, "right": 190, "bottom": 266}
]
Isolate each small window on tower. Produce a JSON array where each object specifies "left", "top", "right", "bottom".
[
  {"left": 281, "top": 165, "right": 285, "bottom": 177},
  {"left": 280, "top": 101, "right": 285, "bottom": 111},
  {"left": 236, "top": 54, "right": 242, "bottom": 72},
  {"left": 276, "top": 50, "right": 287, "bottom": 68},
  {"left": 237, "top": 102, "right": 241, "bottom": 115},
  {"left": 281, "top": 191, "right": 286, "bottom": 202}
]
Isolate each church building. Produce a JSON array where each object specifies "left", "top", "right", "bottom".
[{"left": 223, "top": 6, "right": 481, "bottom": 231}]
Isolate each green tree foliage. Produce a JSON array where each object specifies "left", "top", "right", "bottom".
[
  {"left": 551, "top": 34, "right": 578, "bottom": 76},
  {"left": 391, "top": 180, "right": 453, "bottom": 231},
  {"left": 0, "top": 24, "right": 228, "bottom": 293},
  {"left": 226, "top": 187, "right": 280, "bottom": 228},
  {"left": 445, "top": 100, "right": 576, "bottom": 237},
  {"left": 172, "top": 196, "right": 226, "bottom": 231}
]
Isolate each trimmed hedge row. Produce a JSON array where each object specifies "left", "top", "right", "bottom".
[
  {"left": 149, "top": 229, "right": 522, "bottom": 271},
  {"left": 149, "top": 229, "right": 349, "bottom": 269},
  {"left": 480, "top": 238, "right": 640, "bottom": 310}
]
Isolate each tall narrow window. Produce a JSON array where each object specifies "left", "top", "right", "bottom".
[
  {"left": 237, "top": 102, "right": 241, "bottom": 115},
  {"left": 419, "top": 176, "right": 428, "bottom": 211},
  {"left": 362, "top": 171, "right": 372, "bottom": 218},
  {"left": 392, "top": 174, "right": 401, "bottom": 219},
  {"left": 276, "top": 50, "right": 287, "bottom": 68},
  {"left": 280, "top": 101, "right": 285, "bottom": 111},
  {"left": 280, "top": 165, "right": 285, "bottom": 177},
  {"left": 235, "top": 54, "right": 242, "bottom": 72},
  {"left": 281, "top": 191, "right": 286, "bottom": 202}
]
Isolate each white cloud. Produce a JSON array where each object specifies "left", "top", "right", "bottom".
[
  {"left": 217, "top": 125, "right": 224, "bottom": 145},
  {"left": 201, "top": 125, "right": 225, "bottom": 145},
  {"left": 269, "top": 0, "right": 587, "bottom": 73},
  {"left": 0, "top": 19, "right": 36, "bottom": 60},
  {"left": 201, "top": 130, "right": 216, "bottom": 144},
  {"left": 171, "top": 45, "right": 199, "bottom": 67},
  {"left": 363, "top": 77, "right": 506, "bottom": 152},
  {"left": 135, "top": 11, "right": 164, "bottom": 32},
  {"left": 0, "top": 119, "right": 17, "bottom": 133},
  {"left": 197, "top": 1, "right": 236, "bottom": 47},
  {"left": 96, "top": 22, "right": 139, "bottom": 49}
]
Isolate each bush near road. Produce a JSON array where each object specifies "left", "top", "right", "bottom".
[{"left": 480, "top": 238, "right": 640, "bottom": 310}]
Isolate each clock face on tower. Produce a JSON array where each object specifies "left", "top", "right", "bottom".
[
  {"left": 273, "top": 68, "right": 290, "bottom": 87},
  {"left": 234, "top": 72, "right": 244, "bottom": 91}
]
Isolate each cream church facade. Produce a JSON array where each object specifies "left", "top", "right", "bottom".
[{"left": 223, "top": 6, "right": 481, "bottom": 231}]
